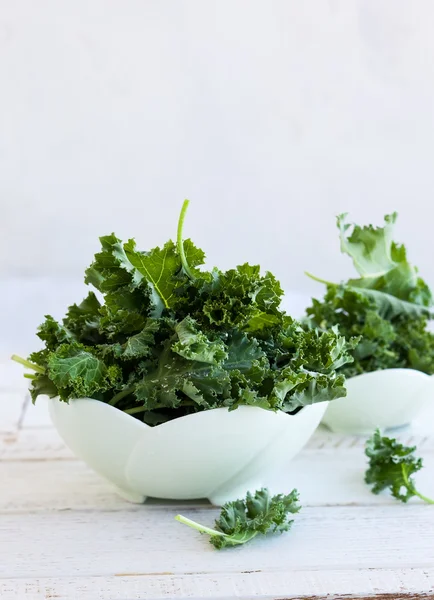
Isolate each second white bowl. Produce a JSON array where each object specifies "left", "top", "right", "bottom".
[{"left": 321, "top": 368, "right": 434, "bottom": 434}]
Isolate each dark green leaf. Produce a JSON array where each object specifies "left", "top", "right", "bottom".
[
  {"left": 121, "top": 319, "right": 159, "bottom": 359},
  {"left": 37, "top": 315, "right": 75, "bottom": 350},
  {"left": 64, "top": 292, "right": 103, "bottom": 344},
  {"left": 85, "top": 234, "right": 142, "bottom": 292},
  {"left": 29, "top": 374, "right": 59, "bottom": 404}
]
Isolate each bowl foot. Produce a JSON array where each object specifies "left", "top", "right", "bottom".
[
  {"left": 208, "top": 481, "right": 262, "bottom": 507},
  {"left": 113, "top": 485, "right": 146, "bottom": 504}
]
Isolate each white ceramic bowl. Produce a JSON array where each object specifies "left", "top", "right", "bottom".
[
  {"left": 48, "top": 398, "right": 327, "bottom": 505},
  {"left": 322, "top": 368, "right": 434, "bottom": 434}
]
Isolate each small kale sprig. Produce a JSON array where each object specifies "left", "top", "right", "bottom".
[
  {"left": 365, "top": 429, "right": 434, "bottom": 504},
  {"left": 175, "top": 488, "right": 301, "bottom": 549}
]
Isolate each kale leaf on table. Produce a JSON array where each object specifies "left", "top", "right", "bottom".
[
  {"left": 12, "top": 201, "right": 354, "bottom": 425},
  {"left": 176, "top": 488, "right": 301, "bottom": 549},
  {"left": 365, "top": 429, "right": 434, "bottom": 504},
  {"left": 305, "top": 213, "right": 434, "bottom": 377}
]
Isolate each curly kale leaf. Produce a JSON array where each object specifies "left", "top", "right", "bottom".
[
  {"left": 176, "top": 488, "right": 301, "bottom": 549},
  {"left": 85, "top": 233, "right": 142, "bottom": 292},
  {"left": 63, "top": 292, "right": 104, "bottom": 344},
  {"left": 195, "top": 264, "right": 283, "bottom": 329},
  {"left": 47, "top": 343, "right": 122, "bottom": 400},
  {"left": 172, "top": 317, "right": 228, "bottom": 364},
  {"left": 277, "top": 370, "right": 347, "bottom": 412},
  {"left": 131, "top": 331, "right": 266, "bottom": 415},
  {"left": 36, "top": 315, "right": 76, "bottom": 350},
  {"left": 307, "top": 285, "right": 434, "bottom": 377},
  {"left": 338, "top": 212, "right": 432, "bottom": 307},
  {"left": 29, "top": 374, "right": 59, "bottom": 404},
  {"left": 365, "top": 429, "right": 434, "bottom": 504},
  {"left": 119, "top": 319, "right": 160, "bottom": 360},
  {"left": 288, "top": 325, "right": 358, "bottom": 373}
]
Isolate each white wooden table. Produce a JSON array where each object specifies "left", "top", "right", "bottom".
[{"left": 1, "top": 281, "right": 434, "bottom": 599}]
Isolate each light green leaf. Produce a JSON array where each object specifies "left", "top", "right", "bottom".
[
  {"left": 338, "top": 212, "right": 397, "bottom": 279},
  {"left": 338, "top": 213, "right": 432, "bottom": 307},
  {"left": 173, "top": 317, "right": 227, "bottom": 364},
  {"left": 245, "top": 311, "right": 281, "bottom": 332},
  {"left": 281, "top": 371, "right": 347, "bottom": 412},
  {"left": 353, "top": 287, "right": 433, "bottom": 319}
]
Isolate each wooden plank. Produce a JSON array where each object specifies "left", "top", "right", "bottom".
[
  {"left": 2, "top": 428, "right": 433, "bottom": 462},
  {"left": 3, "top": 419, "right": 434, "bottom": 463},
  {"left": 1, "top": 568, "right": 433, "bottom": 600},
  {"left": 1, "top": 506, "right": 433, "bottom": 579},
  {"left": 311, "top": 425, "right": 434, "bottom": 452},
  {"left": 0, "top": 460, "right": 126, "bottom": 513},
  {"left": 1, "top": 449, "right": 434, "bottom": 512},
  {"left": 0, "top": 427, "right": 73, "bottom": 461}
]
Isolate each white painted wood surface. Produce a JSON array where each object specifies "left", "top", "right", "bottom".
[{"left": 1, "top": 357, "right": 434, "bottom": 598}]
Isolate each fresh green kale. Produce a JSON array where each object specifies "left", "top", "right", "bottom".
[
  {"left": 306, "top": 213, "right": 434, "bottom": 377},
  {"left": 175, "top": 488, "right": 301, "bottom": 549},
  {"left": 365, "top": 429, "right": 434, "bottom": 504},
  {"left": 337, "top": 212, "right": 432, "bottom": 306},
  {"left": 12, "top": 201, "right": 355, "bottom": 425}
]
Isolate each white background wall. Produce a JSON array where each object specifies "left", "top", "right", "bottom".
[{"left": 1, "top": 0, "right": 434, "bottom": 300}]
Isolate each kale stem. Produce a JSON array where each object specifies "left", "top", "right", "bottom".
[
  {"left": 177, "top": 199, "right": 195, "bottom": 280},
  {"left": 109, "top": 386, "right": 135, "bottom": 406},
  {"left": 175, "top": 514, "right": 226, "bottom": 538},
  {"left": 413, "top": 490, "right": 434, "bottom": 505},
  {"left": 23, "top": 373, "right": 37, "bottom": 380},
  {"left": 11, "top": 355, "right": 45, "bottom": 374},
  {"left": 401, "top": 464, "right": 434, "bottom": 504},
  {"left": 124, "top": 405, "right": 146, "bottom": 415},
  {"left": 304, "top": 271, "right": 336, "bottom": 287}
]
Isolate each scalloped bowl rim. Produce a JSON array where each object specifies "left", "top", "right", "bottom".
[{"left": 321, "top": 367, "right": 434, "bottom": 434}]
